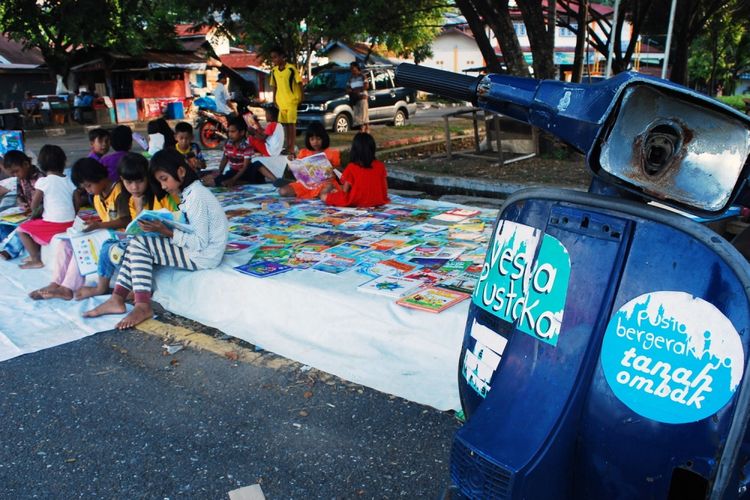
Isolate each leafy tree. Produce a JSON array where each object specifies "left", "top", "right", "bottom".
[
  {"left": 688, "top": 0, "right": 750, "bottom": 94},
  {"left": 0, "top": 0, "right": 191, "bottom": 79},
  {"left": 207, "top": 0, "right": 447, "bottom": 73}
]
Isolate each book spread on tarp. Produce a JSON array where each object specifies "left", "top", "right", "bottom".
[
  {"left": 396, "top": 286, "right": 470, "bottom": 313},
  {"left": 357, "top": 275, "right": 424, "bottom": 298},
  {"left": 287, "top": 152, "right": 335, "bottom": 189}
]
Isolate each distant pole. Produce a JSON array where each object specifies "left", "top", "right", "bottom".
[
  {"left": 661, "top": 0, "right": 678, "bottom": 79},
  {"left": 605, "top": 0, "right": 621, "bottom": 78}
]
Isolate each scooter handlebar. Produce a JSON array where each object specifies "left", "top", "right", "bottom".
[{"left": 395, "top": 63, "right": 481, "bottom": 104}]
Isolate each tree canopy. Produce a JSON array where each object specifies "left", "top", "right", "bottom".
[{"left": 0, "top": 0, "right": 191, "bottom": 78}]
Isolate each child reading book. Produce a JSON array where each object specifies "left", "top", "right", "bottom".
[
  {"left": 0, "top": 150, "right": 43, "bottom": 260},
  {"left": 320, "top": 132, "right": 389, "bottom": 208},
  {"left": 28, "top": 158, "right": 131, "bottom": 300},
  {"left": 84, "top": 149, "right": 229, "bottom": 329},
  {"left": 74, "top": 153, "right": 179, "bottom": 300},
  {"left": 279, "top": 121, "right": 341, "bottom": 199},
  {"left": 16, "top": 145, "right": 76, "bottom": 269},
  {"left": 208, "top": 117, "right": 275, "bottom": 187}
]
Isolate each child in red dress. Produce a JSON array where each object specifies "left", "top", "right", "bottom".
[{"left": 320, "top": 132, "right": 389, "bottom": 208}]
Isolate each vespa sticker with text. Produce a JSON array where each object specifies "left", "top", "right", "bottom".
[
  {"left": 472, "top": 221, "right": 571, "bottom": 346},
  {"left": 601, "top": 291, "right": 744, "bottom": 424}
]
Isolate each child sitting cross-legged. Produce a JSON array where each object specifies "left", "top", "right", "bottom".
[
  {"left": 16, "top": 145, "right": 77, "bottom": 269},
  {"left": 28, "top": 158, "right": 131, "bottom": 300},
  {"left": 320, "top": 132, "right": 389, "bottom": 208},
  {"left": 279, "top": 121, "right": 341, "bottom": 199},
  {"left": 84, "top": 149, "right": 229, "bottom": 329},
  {"left": 206, "top": 117, "right": 275, "bottom": 187},
  {"left": 74, "top": 153, "right": 179, "bottom": 300}
]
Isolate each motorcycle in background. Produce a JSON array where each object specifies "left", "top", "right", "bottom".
[{"left": 193, "top": 91, "right": 259, "bottom": 149}]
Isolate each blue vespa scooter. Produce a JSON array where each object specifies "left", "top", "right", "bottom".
[{"left": 395, "top": 64, "right": 750, "bottom": 499}]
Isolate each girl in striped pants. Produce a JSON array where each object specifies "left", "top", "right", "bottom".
[{"left": 84, "top": 149, "right": 229, "bottom": 329}]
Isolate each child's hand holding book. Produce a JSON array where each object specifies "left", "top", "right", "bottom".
[{"left": 138, "top": 218, "right": 173, "bottom": 238}]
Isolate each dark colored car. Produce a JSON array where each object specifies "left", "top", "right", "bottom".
[{"left": 296, "top": 65, "right": 417, "bottom": 133}]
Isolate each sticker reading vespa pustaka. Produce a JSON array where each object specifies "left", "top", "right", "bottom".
[
  {"left": 472, "top": 221, "right": 571, "bottom": 346},
  {"left": 601, "top": 291, "right": 744, "bottom": 424}
]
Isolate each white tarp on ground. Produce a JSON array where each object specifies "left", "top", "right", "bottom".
[
  {"left": 0, "top": 244, "right": 126, "bottom": 362},
  {"left": 154, "top": 256, "right": 469, "bottom": 411},
  {"left": 0, "top": 189, "right": 490, "bottom": 411}
]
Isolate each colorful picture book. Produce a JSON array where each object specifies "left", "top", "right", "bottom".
[
  {"left": 288, "top": 152, "right": 335, "bottom": 189},
  {"left": 358, "top": 275, "right": 424, "bottom": 298},
  {"left": 68, "top": 229, "right": 116, "bottom": 275},
  {"left": 312, "top": 255, "right": 357, "bottom": 274},
  {"left": 396, "top": 286, "right": 470, "bottom": 313},
  {"left": 234, "top": 260, "right": 292, "bottom": 277},
  {"left": 125, "top": 209, "right": 192, "bottom": 236}
]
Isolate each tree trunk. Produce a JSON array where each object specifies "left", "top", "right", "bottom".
[
  {"left": 517, "top": 0, "right": 556, "bottom": 79},
  {"left": 470, "top": 0, "right": 529, "bottom": 76},
  {"left": 572, "top": 0, "right": 588, "bottom": 82},
  {"left": 455, "top": 0, "right": 503, "bottom": 73}
]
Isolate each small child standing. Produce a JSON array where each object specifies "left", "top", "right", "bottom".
[
  {"left": 279, "top": 121, "right": 341, "bottom": 199},
  {"left": 84, "top": 149, "right": 229, "bottom": 329},
  {"left": 16, "top": 145, "right": 76, "bottom": 269},
  {"left": 174, "top": 122, "right": 206, "bottom": 172},
  {"left": 87, "top": 128, "right": 111, "bottom": 162},
  {"left": 320, "top": 132, "right": 389, "bottom": 208}
]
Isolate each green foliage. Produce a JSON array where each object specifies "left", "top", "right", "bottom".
[
  {"left": 687, "top": 0, "right": 750, "bottom": 94},
  {"left": 212, "top": 0, "right": 447, "bottom": 64},
  {"left": 0, "top": 0, "right": 192, "bottom": 76},
  {"left": 717, "top": 95, "right": 750, "bottom": 111}
]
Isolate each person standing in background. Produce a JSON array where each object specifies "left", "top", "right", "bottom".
[{"left": 269, "top": 47, "right": 303, "bottom": 156}]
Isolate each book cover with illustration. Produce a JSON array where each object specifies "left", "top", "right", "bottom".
[
  {"left": 357, "top": 275, "right": 423, "bottom": 298},
  {"left": 234, "top": 260, "right": 293, "bottom": 277},
  {"left": 69, "top": 229, "right": 116, "bottom": 275},
  {"left": 288, "top": 152, "right": 335, "bottom": 188},
  {"left": 312, "top": 255, "right": 357, "bottom": 274},
  {"left": 396, "top": 286, "right": 470, "bottom": 313},
  {"left": 125, "top": 209, "right": 192, "bottom": 236}
]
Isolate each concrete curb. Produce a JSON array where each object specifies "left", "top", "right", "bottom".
[{"left": 387, "top": 165, "right": 586, "bottom": 198}]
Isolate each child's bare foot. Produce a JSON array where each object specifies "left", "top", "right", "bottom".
[
  {"left": 83, "top": 295, "right": 126, "bottom": 318},
  {"left": 40, "top": 286, "right": 73, "bottom": 300},
  {"left": 74, "top": 285, "right": 108, "bottom": 301},
  {"left": 115, "top": 303, "right": 153, "bottom": 330},
  {"left": 19, "top": 259, "right": 43, "bottom": 269},
  {"left": 28, "top": 283, "right": 60, "bottom": 300}
]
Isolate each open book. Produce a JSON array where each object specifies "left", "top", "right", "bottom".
[
  {"left": 66, "top": 228, "right": 116, "bottom": 276},
  {"left": 125, "top": 209, "right": 193, "bottom": 237},
  {"left": 287, "top": 152, "right": 337, "bottom": 189}
]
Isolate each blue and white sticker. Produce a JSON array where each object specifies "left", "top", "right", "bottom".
[
  {"left": 472, "top": 221, "right": 571, "bottom": 346},
  {"left": 601, "top": 291, "right": 744, "bottom": 424},
  {"left": 462, "top": 319, "right": 509, "bottom": 398}
]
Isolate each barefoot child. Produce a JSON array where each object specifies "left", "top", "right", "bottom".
[
  {"left": 0, "top": 150, "right": 43, "bottom": 260},
  {"left": 28, "top": 158, "right": 131, "bottom": 300},
  {"left": 209, "top": 117, "right": 275, "bottom": 187},
  {"left": 279, "top": 121, "right": 341, "bottom": 199},
  {"left": 84, "top": 149, "right": 228, "bottom": 329},
  {"left": 16, "top": 145, "right": 77, "bottom": 268},
  {"left": 320, "top": 132, "right": 389, "bottom": 208},
  {"left": 75, "top": 153, "right": 178, "bottom": 300}
]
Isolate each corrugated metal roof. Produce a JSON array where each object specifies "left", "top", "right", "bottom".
[{"left": 0, "top": 35, "right": 44, "bottom": 66}]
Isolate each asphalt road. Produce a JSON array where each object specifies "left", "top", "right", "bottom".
[{"left": 0, "top": 329, "right": 459, "bottom": 499}]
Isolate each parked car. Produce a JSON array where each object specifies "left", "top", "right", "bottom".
[{"left": 296, "top": 65, "right": 417, "bottom": 133}]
